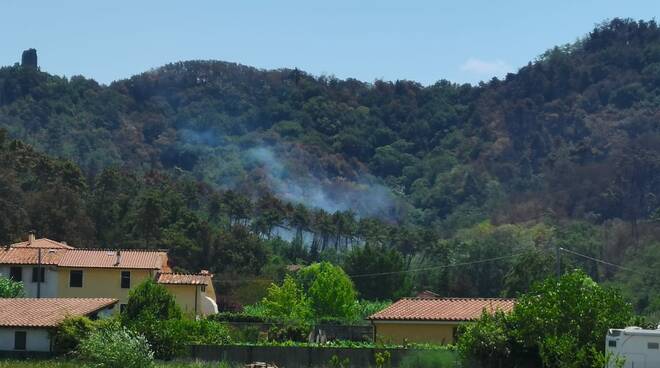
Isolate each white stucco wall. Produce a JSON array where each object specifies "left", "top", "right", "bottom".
[
  {"left": 0, "top": 328, "right": 51, "bottom": 352},
  {"left": 0, "top": 265, "right": 59, "bottom": 298}
]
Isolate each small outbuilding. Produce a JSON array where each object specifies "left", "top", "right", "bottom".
[
  {"left": 368, "top": 297, "right": 515, "bottom": 344},
  {"left": 0, "top": 298, "right": 117, "bottom": 353}
]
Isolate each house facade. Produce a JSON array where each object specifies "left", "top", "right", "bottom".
[
  {"left": 368, "top": 297, "right": 515, "bottom": 344},
  {"left": 0, "top": 298, "right": 117, "bottom": 352},
  {"left": 0, "top": 234, "right": 218, "bottom": 316}
]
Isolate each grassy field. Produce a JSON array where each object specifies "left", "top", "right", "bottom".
[{"left": 0, "top": 360, "right": 239, "bottom": 368}]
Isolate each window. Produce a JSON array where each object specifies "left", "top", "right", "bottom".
[
  {"left": 31, "top": 267, "right": 45, "bottom": 283},
  {"left": 608, "top": 340, "right": 617, "bottom": 347},
  {"left": 649, "top": 342, "right": 659, "bottom": 350},
  {"left": 201, "top": 285, "right": 206, "bottom": 292},
  {"left": 9, "top": 267, "right": 22, "bottom": 282},
  {"left": 120, "top": 271, "right": 131, "bottom": 289},
  {"left": 69, "top": 270, "right": 83, "bottom": 287},
  {"left": 120, "top": 304, "right": 127, "bottom": 313},
  {"left": 14, "top": 331, "right": 26, "bottom": 350}
]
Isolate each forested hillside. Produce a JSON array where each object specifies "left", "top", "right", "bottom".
[{"left": 0, "top": 18, "right": 658, "bottom": 317}]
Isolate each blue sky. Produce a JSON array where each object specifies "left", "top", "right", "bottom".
[{"left": 2, "top": 1, "right": 658, "bottom": 85}]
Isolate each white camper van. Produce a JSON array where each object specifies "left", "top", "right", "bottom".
[{"left": 606, "top": 327, "right": 660, "bottom": 368}]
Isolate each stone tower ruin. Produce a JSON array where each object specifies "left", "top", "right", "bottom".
[{"left": 21, "top": 49, "right": 38, "bottom": 69}]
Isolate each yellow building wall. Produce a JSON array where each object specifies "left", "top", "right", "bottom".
[
  {"left": 57, "top": 267, "right": 216, "bottom": 316},
  {"left": 162, "top": 283, "right": 216, "bottom": 316},
  {"left": 57, "top": 267, "right": 154, "bottom": 307},
  {"left": 374, "top": 321, "right": 462, "bottom": 345},
  {"left": 163, "top": 284, "right": 200, "bottom": 316}
]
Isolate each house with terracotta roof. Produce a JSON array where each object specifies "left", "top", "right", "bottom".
[
  {"left": 368, "top": 297, "right": 516, "bottom": 344},
  {"left": 0, "top": 233, "right": 218, "bottom": 316},
  {"left": 0, "top": 298, "right": 117, "bottom": 352}
]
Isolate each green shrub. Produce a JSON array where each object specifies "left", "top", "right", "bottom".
[
  {"left": 0, "top": 276, "right": 24, "bottom": 298},
  {"left": 241, "top": 303, "right": 270, "bottom": 318},
  {"left": 209, "top": 311, "right": 268, "bottom": 323},
  {"left": 352, "top": 300, "right": 392, "bottom": 323},
  {"left": 78, "top": 325, "right": 154, "bottom": 368},
  {"left": 190, "top": 319, "right": 233, "bottom": 345},
  {"left": 133, "top": 318, "right": 182, "bottom": 360},
  {"left": 297, "top": 262, "right": 357, "bottom": 320},
  {"left": 399, "top": 350, "right": 456, "bottom": 368},
  {"left": 52, "top": 316, "right": 97, "bottom": 354},
  {"left": 456, "top": 311, "right": 511, "bottom": 364},
  {"left": 456, "top": 271, "right": 635, "bottom": 368},
  {"left": 267, "top": 324, "right": 309, "bottom": 342},
  {"left": 122, "top": 279, "right": 182, "bottom": 324},
  {"left": 130, "top": 318, "right": 233, "bottom": 360},
  {"left": 261, "top": 275, "right": 313, "bottom": 323}
]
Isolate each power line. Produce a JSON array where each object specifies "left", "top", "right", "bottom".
[
  {"left": 213, "top": 251, "right": 534, "bottom": 283},
  {"left": 349, "top": 251, "right": 532, "bottom": 279},
  {"left": 559, "top": 247, "right": 651, "bottom": 277},
  {"left": 215, "top": 248, "right": 649, "bottom": 285}
]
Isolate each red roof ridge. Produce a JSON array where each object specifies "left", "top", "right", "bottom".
[
  {"left": 7, "top": 237, "right": 75, "bottom": 249},
  {"left": 158, "top": 271, "right": 214, "bottom": 276},
  {"left": 8, "top": 297, "right": 117, "bottom": 302},
  {"left": 68, "top": 248, "right": 168, "bottom": 253}
]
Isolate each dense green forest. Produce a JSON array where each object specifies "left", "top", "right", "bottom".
[{"left": 0, "top": 18, "right": 658, "bottom": 317}]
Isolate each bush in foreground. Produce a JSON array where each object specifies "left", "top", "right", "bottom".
[
  {"left": 121, "top": 279, "right": 182, "bottom": 323},
  {"left": 52, "top": 316, "right": 96, "bottom": 354},
  {"left": 128, "top": 317, "right": 233, "bottom": 360},
  {"left": 78, "top": 325, "right": 154, "bottom": 368},
  {"left": 457, "top": 270, "right": 634, "bottom": 368}
]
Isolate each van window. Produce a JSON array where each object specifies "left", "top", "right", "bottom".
[{"left": 649, "top": 342, "right": 659, "bottom": 350}]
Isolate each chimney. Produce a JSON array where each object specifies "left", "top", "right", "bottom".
[
  {"left": 28, "top": 230, "right": 36, "bottom": 245},
  {"left": 115, "top": 250, "right": 122, "bottom": 266}
]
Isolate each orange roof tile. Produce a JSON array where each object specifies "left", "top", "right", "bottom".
[
  {"left": 10, "top": 238, "right": 75, "bottom": 249},
  {"left": 157, "top": 272, "right": 212, "bottom": 285},
  {"left": 368, "top": 297, "right": 516, "bottom": 321},
  {"left": 0, "top": 247, "right": 66, "bottom": 265},
  {"left": 58, "top": 249, "right": 167, "bottom": 269},
  {"left": 0, "top": 298, "right": 118, "bottom": 327}
]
